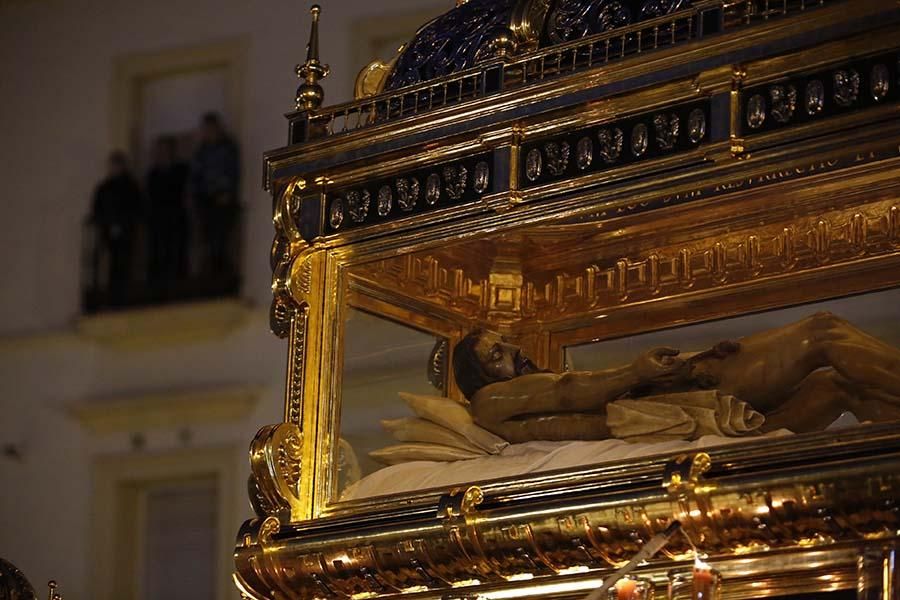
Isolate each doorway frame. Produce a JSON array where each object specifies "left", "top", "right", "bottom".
[{"left": 91, "top": 446, "right": 242, "bottom": 600}]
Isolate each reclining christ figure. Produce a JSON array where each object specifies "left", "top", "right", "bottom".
[{"left": 452, "top": 311, "right": 900, "bottom": 443}]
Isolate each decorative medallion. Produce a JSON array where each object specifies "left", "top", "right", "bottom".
[
  {"left": 687, "top": 108, "right": 706, "bottom": 144},
  {"left": 805, "top": 80, "right": 825, "bottom": 115},
  {"left": 598, "top": 127, "right": 624, "bottom": 163},
  {"left": 545, "top": 0, "right": 632, "bottom": 45},
  {"left": 426, "top": 173, "right": 441, "bottom": 205},
  {"left": 377, "top": 185, "right": 393, "bottom": 216},
  {"left": 576, "top": 136, "right": 594, "bottom": 170},
  {"left": 443, "top": 164, "right": 468, "bottom": 200},
  {"left": 833, "top": 69, "right": 860, "bottom": 107},
  {"left": 519, "top": 101, "right": 707, "bottom": 188},
  {"left": 652, "top": 112, "right": 680, "bottom": 151},
  {"left": 526, "top": 148, "right": 543, "bottom": 181},
  {"left": 746, "top": 94, "right": 766, "bottom": 129},
  {"left": 543, "top": 141, "right": 571, "bottom": 176},
  {"left": 870, "top": 64, "right": 890, "bottom": 101},
  {"left": 384, "top": 0, "right": 519, "bottom": 90},
  {"left": 347, "top": 190, "right": 370, "bottom": 223},
  {"left": 329, "top": 198, "right": 344, "bottom": 229},
  {"left": 396, "top": 177, "right": 420, "bottom": 211},
  {"left": 769, "top": 84, "right": 797, "bottom": 124},
  {"left": 741, "top": 51, "right": 897, "bottom": 142},
  {"left": 630, "top": 123, "right": 649, "bottom": 157},
  {"left": 473, "top": 161, "right": 490, "bottom": 194}
]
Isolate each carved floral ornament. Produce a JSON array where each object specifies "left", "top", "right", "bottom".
[{"left": 383, "top": 0, "right": 693, "bottom": 91}]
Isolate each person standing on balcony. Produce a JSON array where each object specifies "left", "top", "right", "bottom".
[
  {"left": 146, "top": 135, "right": 190, "bottom": 298},
  {"left": 89, "top": 151, "right": 142, "bottom": 306},
  {"left": 191, "top": 112, "right": 240, "bottom": 290}
]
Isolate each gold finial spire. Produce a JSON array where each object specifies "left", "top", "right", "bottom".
[
  {"left": 295, "top": 4, "right": 330, "bottom": 111},
  {"left": 48, "top": 581, "right": 62, "bottom": 600}
]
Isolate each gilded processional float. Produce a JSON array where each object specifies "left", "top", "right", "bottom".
[{"left": 236, "top": 1, "right": 900, "bottom": 598}]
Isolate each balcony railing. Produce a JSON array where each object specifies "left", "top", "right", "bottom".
[{"left": 81, "top": 216, "right": 242, "bottom": 314}]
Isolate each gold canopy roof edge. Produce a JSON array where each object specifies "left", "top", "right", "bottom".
[{"left": 263, "top": 0, "right": 893, "bottom": 191}]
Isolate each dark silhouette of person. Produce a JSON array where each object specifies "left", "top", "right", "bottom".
[
  {"left": 192, "top": 112, "right": 240, "bottom": 288},
  {"left": 146, "top": 136, "right": 190, "bottom": 296},
  {"left": 90, "top": 151, "right": 142, "bottom": 306}
]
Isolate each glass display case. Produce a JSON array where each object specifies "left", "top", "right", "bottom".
[{"left": 237, "top": 2, "right": 900, "bottom": 598}]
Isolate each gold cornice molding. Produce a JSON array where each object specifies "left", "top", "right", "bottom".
[
  {"left": 69, "top": 385, "right": 264, "bottom": 434},
  {"left": 75, "top": 299, "right": 260, "bottom": 349}
]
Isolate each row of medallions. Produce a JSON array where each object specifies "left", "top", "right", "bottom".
[
  {"left": 327, "top": 160, "right": 491, "bottom": 232},
  {"left": 523, "top": 103, "right": 708, "bottom": 185},
  {"left": 743, "top": 53, "right": 899, "bottom": 134}
]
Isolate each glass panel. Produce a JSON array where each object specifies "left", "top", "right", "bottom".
[
  {"left": 339, "top": 308, "right": 446, "bottom": 496},
  {"left": 335, "top": 210, "right": 900, "bottom": 503}
]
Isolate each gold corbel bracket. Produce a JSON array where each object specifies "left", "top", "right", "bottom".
[
  {"left": 270, "top": 179, "right": 326, "bottom": 341},
  {"left": 270, "top": 181, "right": 315, "bottom": 338},
  {"left": 248, "top": 423, "right": 306, "bottom": 523},
  {"left": 234, "top": 516, "right": 286, "bottom": 600},
  {"left": 664, "top": 452, "right": 712, "bottom": 497},
  {"left": 664, "top": 453, "right": 713, "bottom": 547},
  {"left": 437, "top": 486, "right": 499, "bottom": 581},
  {"left": 438, "top": 485, "right": 484, "bottom": 519}
]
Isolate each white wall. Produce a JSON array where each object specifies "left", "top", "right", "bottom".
[{"left": 0, "top": 0, "right": 446, "bottom": 597}]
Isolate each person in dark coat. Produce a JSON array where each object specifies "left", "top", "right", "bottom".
[
  {"left": 191, "top": 112, "right": 240, "bottom": 284},
  {"left": 90, "top": 151, "right": 142, "bottom": 305},
  {"left": 146, "top": 136, "right": 190, "bottom": 294}
]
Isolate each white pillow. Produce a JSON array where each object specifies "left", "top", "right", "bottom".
[
  {"left": 398, "top": 392, "right": 508, "bottom": 454},
  {"left": 381, "top": 417, "right": 485, "bottom": 454}
]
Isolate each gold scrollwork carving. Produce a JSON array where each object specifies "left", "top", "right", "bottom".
[
  {"left": 270, "top": 181, "right": 309, "bottom": 338},
  {"left": 664, "top": 452, "right": 712, "bottom": 496},
  {"left": 248, "top": 423, "right": 305, "bottom": 522},
  {"left": 665, "top": 452, "right": 714, "bottom": 549},
  {"left": 510, "top": 0, "right": 552, "bottom": 53},
  {"left": 258, "top": 515, "right": 281, "bottom": 546},
  {"left": 270, "top": 181, "right": 321, "bottom": 427}
]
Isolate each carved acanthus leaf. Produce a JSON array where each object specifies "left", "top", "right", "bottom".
[{"left": 248, "top": 423, "right": 305, "bottom": 522}]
